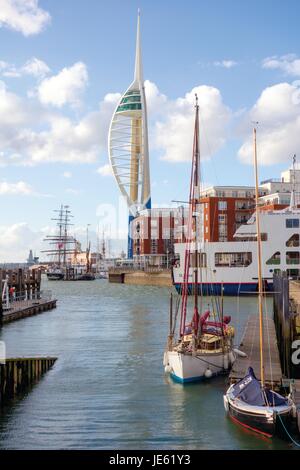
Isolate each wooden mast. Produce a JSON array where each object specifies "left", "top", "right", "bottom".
[
  {"left": 253, "top": 126, "right": 265, "bottom": 387},
  {"left": 193, "top": 95, "right": 200, "bottom": 340}
]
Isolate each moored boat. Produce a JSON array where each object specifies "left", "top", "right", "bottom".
[
  {"left": 164, "top": 96, "right": 235, "bottom": 383},
  {"left": 223, "top": 127, "right": 294, "bottom": 438}
]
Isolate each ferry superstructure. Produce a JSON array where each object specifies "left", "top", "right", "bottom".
[{"left": 173, "top": 208, "right": 300, "bottom": 295}]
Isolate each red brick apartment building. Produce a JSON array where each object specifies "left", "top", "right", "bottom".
[
  {"left": 200, "top": 186, "right": 268, "bottom": 242},
  {"left": 130, "top": 167, "right": 300, "bottom": 266},
  {"left": 131, "top": 207, "right": 188, "bottom": 266}
]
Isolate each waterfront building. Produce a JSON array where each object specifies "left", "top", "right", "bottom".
[
  {"left": 131, "top": 207, "right": 188, "bottom": 267},
  {"left": 108, "top": 12, "right": 151, "bottom": 258},
  {"left": 200, "top": 186, "right": 268, "bottom": 242}
]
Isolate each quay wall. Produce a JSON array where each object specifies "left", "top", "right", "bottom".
[
  {"left": 0, "top": 357, "right": 57, "bottom": 405},
  {"left": 2, "top": 299, "right": 57, "bottom": 325},
  {"left": 108, "top": 268, "right": 172, "bottom": 287},
  {"left": 273, "top": 274, "right": 300, "bottom": 379}
]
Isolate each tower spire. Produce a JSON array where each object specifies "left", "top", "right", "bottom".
[{"left": 134, "top": 9, "right": 143, "bottom": 83}]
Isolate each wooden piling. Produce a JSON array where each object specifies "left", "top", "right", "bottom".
[{"left": 0, "top": 357, "right": 57, "bottom": 405}]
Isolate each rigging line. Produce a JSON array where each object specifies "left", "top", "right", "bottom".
[
  {"left": 198, "top": 109, "right": 221, "bottom": 187},
  {"left": 236, "top": 236, "right": 252, "bottom": 342},
  {"left": 263, "top": 293, "right": 274, "bottom": 392},
  {"left": 247, "top": 309, "right": 259, "bottom": 377}
]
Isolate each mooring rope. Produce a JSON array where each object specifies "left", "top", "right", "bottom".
[
  {"left": 276, "top": 413, "right": 300, "bottom": 448},
  {"left": 193, "top": 354, "right": 225, "bottom": 370}
]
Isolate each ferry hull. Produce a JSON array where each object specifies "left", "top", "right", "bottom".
[
  {"left": 174, "top": 282, "right": 273, "bottom": 296},
  {"left": 165, "top": 350, "right": 234, "bottom": 383}
]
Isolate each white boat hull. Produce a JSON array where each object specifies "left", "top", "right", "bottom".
[{"left": 164, "top": 350, "right": 235, "bottom": 383}]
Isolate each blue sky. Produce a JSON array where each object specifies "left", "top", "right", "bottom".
[{"left": 0, "top": 0, "right": 300, "bottom": 261}]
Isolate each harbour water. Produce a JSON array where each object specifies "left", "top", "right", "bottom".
[{"left": 0, "top": 279, "right": 293, "bottom": 450}]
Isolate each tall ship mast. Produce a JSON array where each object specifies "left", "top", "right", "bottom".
[{"left": 42, "top": 205, "right": 77, "bottom": 280}]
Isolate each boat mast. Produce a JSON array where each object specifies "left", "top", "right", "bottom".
[
  {"left": 193, "top": 95, "right": 200, "bottom": 338},
  {"left": 179, "top": 96, "right": 200, "bottom": 338},
  {"left": 253, "top": 126, "right": 265, "bottom": 387}
]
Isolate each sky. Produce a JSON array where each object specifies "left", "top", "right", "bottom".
[{"left": 1, "top": 0, "right": 300, "bottom": 261}]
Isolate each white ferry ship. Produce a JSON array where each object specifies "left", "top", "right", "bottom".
[{"left": 173, "top": 208, "right": 300, "bottom": 296}]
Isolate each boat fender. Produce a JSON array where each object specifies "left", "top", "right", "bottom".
[
  {"left": 229, "top": 351, "right": 236, "bottom": 364},
  {"left": 233, "top": 348, "right": 247, "bottom": 358},
  {"left": 163, "top": 352, "right": 168, "bottom": 366},
  {"left": 223, "top": 355, "right": 229, "bottom": 370},
  {"left": 164, "top": 365, "right": 172, "bottom": 374},
  {"left": 205, "top": 368, "right": 213, "bottom": 378}
]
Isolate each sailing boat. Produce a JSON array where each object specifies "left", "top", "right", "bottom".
[
  {"left": 43, "top": 205, "right": 77, "bottom": 280},
  {"left": 223, "top": 127, "right": 293, "bottom": 437},
  {"left": 163, "top": 96, "right": 235, "bottom": 383}
]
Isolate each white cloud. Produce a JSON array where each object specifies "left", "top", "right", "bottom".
[
  {"left": 0, "top": 180, "right": 34, "bottom": 195},
  {"left": 153, "top": 85, "right": 231, "bottom": 162},
  {"left": 65, "top": 188, "right": 81, "bottom": 195},
  {"left": 62, "top": 171, "right": 72, "bottom": 178},
  {"left": 97, "top": 163, "right": 113, "bottom": 176},
  {"left": 0, "top": 80, "right": 120, "bottom": 165},
  {"left": 0, "top": 223, "right": 43, "bottom": 262},
  {"left": 262, "top": 54, "right": 300, "bottom": 76},
  {"left": 37, "top": 62, "right": 88, "bottom": 107},
  {"left": 0, "top": 57, "right": 50, "bottom": 79},
  {"left": 238, "top": 82, "right": 300, "bottom": 165},
  {"left": 0, "top": 0, "right": 51, "bottom": 36},
  {"left": 0, "top": 180, "right": 52, "bottom": 196},
  {"left": 0, "top": 77, "right": 230, "bottom": 167},
  {"left": 21, "top": 57, "right": 50, "bottom": 78},
  {"left": 213, "top": 60, "right": 237, "bottom": 69}
]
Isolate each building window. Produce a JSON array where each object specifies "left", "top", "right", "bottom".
[
  {"left": 286, "top": 234, "right": 300, "bottom": 247},
  {"left": 286, "top": 219, "right": 299, "bottom": 228},
  {"left": 189, "top": 252, "right": 207, "bottom": 268},
  {"left": 205, "top": 226, "right": 208, "bottom": 233},
  {"left": 151, "top": 239, "right": 158, "bottom": 254},
  {"left": 218, "top": 224, "right": 227, "bottom": 235},
  {"left": 151, "top": 219, "right": 158, "bottom": 227},
  {"left": 286, "top": 251, "right": 300, "bottom": 265},
  {"left": 219, "top": 236, "right": 228, "bottom": 242},
  {"left": 215, "top": 252, "right": 252, "bottom": 267},
  {"left": 287, "top": 269, "right": 300, "bottom": 278},
  {"left": 266, "top": 252, "right": 281, "bottom": 265},
  {"left": 218, "top": 214, "right": 227, "bottom": 223},
  {"left": 218, "top": 201, "right": 227, "bottom": 211}
]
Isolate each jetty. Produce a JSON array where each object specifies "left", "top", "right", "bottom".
[
  {"left": 0, "top": 268, "right": 57, "bottom": 325},
  {"left": 229, "top": 315, "right": 283, "bottom": 388},
  {"left": 0, "top": 357, "right": 57, "bottom": 405}
]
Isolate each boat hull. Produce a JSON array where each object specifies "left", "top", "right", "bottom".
[
  {"left": 174, "top": 282, "right": 273, "bottom": 296},
  {"left": 165, "top": 350, "right": 234, "bottom": 383},
  {"left": 224, "top": 392, "right": 292, "bottom": 438},
  {"left": 46, "top": 273, "right": 64, "bottom": 281}
]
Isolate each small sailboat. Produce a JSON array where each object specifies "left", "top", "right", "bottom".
[
  {"left": 163, "top": 96, "right": 235, "bottom": 383},
  {"left": 223, "top": 127, "right": 293, "bottom": 437}
]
